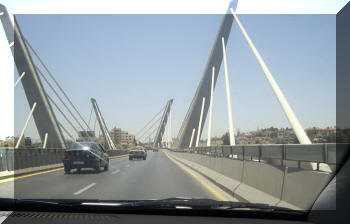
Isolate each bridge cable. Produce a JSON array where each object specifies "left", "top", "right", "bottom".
[
  {"left": 135, "top": 105, "right": 165, "bottom": 137},
  {"left": 46, "top": 94, "right": 80, "bottom": 136},
  {"left": 137, "top": 116, "right": 162, "bottom": 141},
  {"left": 25, "top": 38, "right": 91, "bottom": 131},
  {"left": 58, "top": 121, "right": 75, "bottom": 142},
  {"left": 141, "top": 124, "right": 159, "bottom": 143},
  {"left": 137, "top": 116, "right": 162, "bottom": 140},
  {"left": 36, "top": 66, "right": 87, "bottom": 133}
]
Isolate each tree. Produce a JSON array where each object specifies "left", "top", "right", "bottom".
[{"left": 221, "top": 132, "right": 230, "bottom": 145}]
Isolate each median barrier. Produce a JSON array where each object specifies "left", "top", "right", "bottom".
[{"left": 106, "top": 150, "right": 128, "bottom": 157}]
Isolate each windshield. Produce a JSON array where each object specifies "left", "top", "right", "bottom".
[{"left": 1, "top": 9, "right": 341, "bottom": 214}]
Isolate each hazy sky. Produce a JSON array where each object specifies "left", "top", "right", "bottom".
[{"left": 11, "top": 13, "right": 336, "bottom": 141}]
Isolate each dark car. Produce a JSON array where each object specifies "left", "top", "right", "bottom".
[
  {"left": 153, "top": 148, "right": 159, "bottom": 152},
  {"left": 63, "top": 142, "right": 109, "bottom": 174}
]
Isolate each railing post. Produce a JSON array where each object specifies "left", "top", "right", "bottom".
[
  {"left": 258, "top": 145, "right": 262, "bottom": 162},
  {"left": 282, "top": 144, "right": 286, "bottom": 166},
  {"left": 242, "top": 145, "right": 245, "bottom": 161},
  {"left": 323, "top": 143, "right": 328, "bottom": 164}
]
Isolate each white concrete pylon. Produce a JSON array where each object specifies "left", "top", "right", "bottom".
[
  {"left": 207, "top": 66, "right": 215, "bottom": 147},
  {"left": 169, "top": 110, "right": 172, "bottom": 148},
  {"left": 15, "top": 102, "right": 37, "bottom": 149},
  {"left": 14, "top": 72, "right": 25, "bottom": 88},
  {"left": 229, "top": 8, "right": 311, "bottom": 144},
  {"left": 222, "top": 37, "right": 235, "bottom": 146},
  {"left": 196, "top": 97, "right": 206, "bottom": 147},
  {"left": 43, "top": 133, "right": 48, "bottom": 149},
  {"left": 189, "top": 128, "right": 196, "bottom": 148}
]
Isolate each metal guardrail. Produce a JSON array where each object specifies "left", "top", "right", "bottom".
[
  {"left": 0, "top": 148, "right": 63, "bottom": 171},
  {"left": 0, "top": 148, "right": 128, "bottom": 172},
  {"left": 106, "top": 149, "right": 128, "bottom": 157},
  {"left": 173, "top": 143, "right": 349, "bottom": 172}
]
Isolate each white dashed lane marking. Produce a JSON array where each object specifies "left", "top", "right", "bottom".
[
  {"left": 73, "top": 183, "right": 96, "bottom": 195},
  {"left": 111, "top": 169, "right": 121, "bottom": 174}
]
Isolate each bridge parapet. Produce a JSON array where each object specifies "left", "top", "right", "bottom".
[
  {"left": 168, "top": 143, "right": 349, "bottom": 209},
  {"left": 177, "top": 143, "right": 348, "bottom": 172}
]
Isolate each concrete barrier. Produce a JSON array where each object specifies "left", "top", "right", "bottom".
[
  {"left": 234, "top": 161, "right": 284, "bottom": 205},
  {"left": 277, "top": 168, "right": 332, "bottom": 210},
  {"left": 194, "top": 154, "right": 209, "bottom": 174},
  {"left": 194, "top": 153, "right": 203, "bottom": 164},
  {"left": 167, "top": 148, "right": 337, "bottom": 210},
  {"left": 216, "top": 158, "right": 243, "bottom": 191},
  {"left": 201, "top": 156, "right": 222, "bottom": 181}
]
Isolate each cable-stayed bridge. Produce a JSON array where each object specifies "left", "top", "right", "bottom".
[
  {"left": 2, "top": 1, "right": 309, "bottom": 150},
  {"left": 0, "top": 0, "right": 348, "bottom": 211}
]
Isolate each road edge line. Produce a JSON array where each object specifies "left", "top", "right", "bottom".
[{"left": 164, "top": 151, "right": 234, "bottom": 202}]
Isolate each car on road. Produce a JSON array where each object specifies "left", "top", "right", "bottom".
[
  {"left": 153, "top": 148, "right": 159, "bottom": 152},
  {"left": 63, "top": 142, "right": 109, "bottom": 174},
  {"left": 129, "top": 147, "right": 147, "bottom": 160}
]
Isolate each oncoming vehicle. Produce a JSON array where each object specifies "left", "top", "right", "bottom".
[
  {"left": 63, "top": 142, "right": 109, "bottom": 174},
  {"left": 129, "top": 147, "right": 147, "bottom": 160},
  {"left": 153, "top": 148, "right": 159, "bottom": 152}
]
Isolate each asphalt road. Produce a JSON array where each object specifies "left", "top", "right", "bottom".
[{"left": 0, "top": 150, "right": 218, "bottom": 200}]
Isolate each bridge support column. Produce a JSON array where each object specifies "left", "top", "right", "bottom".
[
  {"left": 1, "top": 6, "right": 66, "bottom": 148},
  {"left": 229, "top": 7, "right": 311, "bottom": 144},
  {"left": 196, "top": 97, "right": 206, "bottom": 147},
  {"left": 207, "top": 67, "right": 215, "bottom": 147},
  {"left": 189, "top": 128, "right": 196, "bottom": 148},
  {"left": 222, "top": 37, "right": 235, "bottom": 145},
  {"left": 15, "top": 102, "right": 37, "bottom": 149}
]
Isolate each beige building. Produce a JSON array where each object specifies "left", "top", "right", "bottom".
[
  {"left": 0, "top": 136, "right": 15, "bottom": 148},
  {"left": 110, "top": 127, "right": 135, "bottom": 146}
]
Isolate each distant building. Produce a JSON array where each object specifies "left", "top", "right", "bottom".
[
  {"left": 0, "top": 136, "right": 14, "bottom": 148},
  {"left": 110, "top": 127, "right": 135, "bottom": 147},
  {"left": 211, "top": 138, "right": 224, "bottom": 146}
]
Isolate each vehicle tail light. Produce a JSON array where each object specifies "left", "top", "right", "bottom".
[
  {"left": 89, "top": 153, "right": 95, "bottom": 158},
  {"left": 63, "top": 152, "right": 68, "bottom": 159}
]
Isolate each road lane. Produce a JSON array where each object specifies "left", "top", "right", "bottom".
[{"left": 0, "top": 150, "right": 219, "bottom": 201}]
